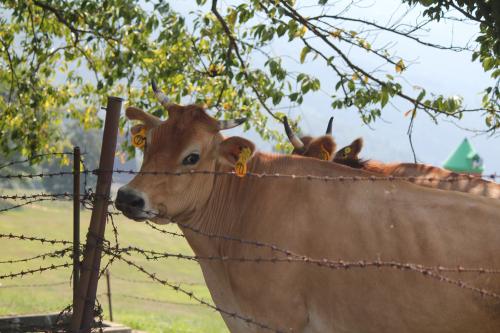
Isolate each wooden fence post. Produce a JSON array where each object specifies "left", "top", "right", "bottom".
[
  {"left": 105, "top": 270, "right": 113, "bottom": 322},
  {"left": 71, "top": 96, "right": 122, "bottom": 333},
  {"left": 73, "top": 146, "right": 81, "bottom": 312}
]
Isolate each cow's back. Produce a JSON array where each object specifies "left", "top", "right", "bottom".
[
  {"left": 366, "top": 161, "right": 500, "bottom": 199},
  {"left": 215, "top": 156, "right": 500, "bottom": 332}
]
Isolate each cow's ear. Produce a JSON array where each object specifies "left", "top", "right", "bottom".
[
  {"left": 334, "top": 138, "right": 363, "bottom": 161},
  {"left": 303, "top": 135, "right": 336, "bottom": 161},
  {"left": 131, "top": 124, "right": 145, "bottom": 135},
  {"left": 218, "top": 136, "right": 256, "bottom": 167},
  {"left": 125, "top": 106, "right": 162, "bottom": 129}
]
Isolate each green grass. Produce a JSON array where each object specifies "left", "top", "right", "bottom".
[{"left": 0, "top": 192, "right": 228, "bottom": 332}]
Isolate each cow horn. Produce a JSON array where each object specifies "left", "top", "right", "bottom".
[
  {"left": 325, "top": 117, "right": 333, "bottom": 135},
  {"left": 151, "top": 80, "right": 175, "bottom": 110},
  {"left": 283, "top": 117, "right": 304, "bottom": 149},
  {"left": 217, "top": 118, "right": 248, "bottom": 130}
]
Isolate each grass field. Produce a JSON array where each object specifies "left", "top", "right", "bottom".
[{"left": 0, "top": 192, "right": 228, "bottom": 332}]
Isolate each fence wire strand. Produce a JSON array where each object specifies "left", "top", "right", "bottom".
[
  {"left": 0, "top": 247, "right": 72, "bottom": 264},
  {"left": 2, "top": 155, "right": 500, "bottom": 332},
  {"left": 1, "top": 168, "right": 499, "bottom": 182},
  {"left": 0, "top": 263, "right": 71, "bottom": 280}
]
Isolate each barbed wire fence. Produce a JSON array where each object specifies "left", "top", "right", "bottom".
[
  {"left": 2, "top": 100, "right": 500, "bottom": 332},
  {"left": 2, "top": 152, "right": 500, "bottom": 332}
]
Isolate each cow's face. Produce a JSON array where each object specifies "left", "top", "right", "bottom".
[
  {"left": 333, "top": 138, "right": 363, "bottom": 163},
  {"left": 116, "top": 85, "right": 254, "bottom": 224},
  {"left": 284, "top": 117, "right": 336, "bottom": 161}
]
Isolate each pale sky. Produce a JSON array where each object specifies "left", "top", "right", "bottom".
[
  {"left": 200, "top": 0, "right": 499, "bottom": 175},
  {"left": 126, "top": 0, "right": 499, "bottom": 177}
]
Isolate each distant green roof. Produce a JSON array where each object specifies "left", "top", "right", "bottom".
[{"left": 443, "top": 138, "right": 484, "bottom": 174}]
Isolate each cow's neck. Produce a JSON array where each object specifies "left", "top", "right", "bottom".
[
  {"left": 181, "top": 156, "right": 263, "bottom": 256},
  {"left": 180, "top": 152, "right": 367, "bottom": 255}
]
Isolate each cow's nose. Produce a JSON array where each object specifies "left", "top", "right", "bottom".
[{"left": 116, "top": 188, "right": 145, "bottom": 210}]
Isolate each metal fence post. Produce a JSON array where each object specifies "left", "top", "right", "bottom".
[
  {"left": 73, "top": 146, "right": 81, "bottom": 312},
  {"left": 71, "top": 96, "right": 122, "bottom": 333},
  {"left": 105, "top": 270, "right": 113, "bottom": 322}
]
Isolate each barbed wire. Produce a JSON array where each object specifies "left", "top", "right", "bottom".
[
  {"left": 107, "top": 250, "right": 286, "bottom": 333},
  {"left": 0, "top": 247, "right": 72, "bottom": 264},
  {"left": 118, "top": 244, "right": 500, "bottom": 273},
  {"left": 0, "top": 193, "right": 75, "bottom": 200},
  {"left": 0, "top": 190, "right": 107, "bottom": 214},
  {"left": 1, "top": 162, "right": 498, "bottom": 332},
  {"left": 144, "top": 210, "right": 299, "bottom": 257},
  {"left": 1, "top": 168, "right": 499, "bottom": 182},
  {"left": 0, "top": 263, "right": 71, "bottom": 280},
  {"left": 114, "top": 207, "right": 500, "bottom": 302},
  {"left": 93, "top": 169, "right": 500, "bottom": 182},
  {"left": 0, "top": 233, "right": 72, "bottom": 246},
  {"left": 116, "top": 244, "right": 500, "bottom": 290},
  {"left": 0, "top": 171, "right": 74, "bottom": 179},
  {"left": 0, "top": 152, "right": 77, "bottom": 170},
  {"left": 144, "top": 221, "right": 186, "bottom": 239},
  {"left": 117, "top": 205, "right": 500, "bottom": 280},
  {"left": 101, "top": 244, "right": 500, "bottom": 333}
]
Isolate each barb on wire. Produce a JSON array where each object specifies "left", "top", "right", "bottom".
[
  {"left": 0, "top": 171, "right": 74, "bottom": 179},
  {"left": 0, "top": 193, "right": 74, "bottom": 200},
  {"left": 90, "top": 168, "right": 500, "bottom": 182},
  {"left": 0, "top": 233, "right": 72, "bottom": 246},
  {"left": 0, "top": 191, "right": 108, "bottom": 214},
  {"left": 107, "top": 212, "right": 120, "bottom": 250},
  {"left": 107, "top": 250, "right": 286, "bottom": 333},
  {"left": 116, "top": 244, "right": 500, "bottom": 276},
  {"left": 125, "top": 208, "right": 500, "bottom": 301},
  {"left": 128, "top": 206, "right": 297, "bottom": 257},
  {"left": 145, "top": 221, "right": 186, "bottom": 239},
  {"left": 0, "top": 263, "right": 71, "bottom": 280},
  {"left": 0, "top": 247, "right": 72, "bottom": 264}
]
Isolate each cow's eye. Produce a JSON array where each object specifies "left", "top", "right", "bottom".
[{"left": 182, "top": 153, "right": 200, "bottom": 165}]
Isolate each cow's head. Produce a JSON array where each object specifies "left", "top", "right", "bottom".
[
  {"left": 283, "top": 116, "right": 336, "bottom": 161},
  {"left": 333, "top": 138, "right": 363, "bottom": 163},
  {"left": 115, "top": 82, "right": 255, "bottom": 223}
]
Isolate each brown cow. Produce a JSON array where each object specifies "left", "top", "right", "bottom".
[
  {"left": 284, "top": 117, "right": 500, "bottom": 199},
  {"left": 116, "top": 84, "right": 500, "bottom": 333}
]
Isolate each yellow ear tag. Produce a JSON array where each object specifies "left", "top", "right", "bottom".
[
  {"left": 234, "top": 147, "right": 252, "bottom": 177},
  {"left": 320, "top": 145, "right": 331, "bottom": 161},
  {"left": 132, "top": 128, "right": 146, "bottom": 148}
]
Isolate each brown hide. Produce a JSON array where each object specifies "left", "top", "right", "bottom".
[{"left": 119, "top": 105, "right": 500, "bottom": 333}]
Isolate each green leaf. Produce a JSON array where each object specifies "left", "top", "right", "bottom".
[
  {"left": 482, "top": 57, "right": 495, "bottom": 71},
  {"left": 300, "top": 46, "right": 311, "bottom": 64},
  {"left": 381, "top": 90, "right": 389, "bottom": 108}
]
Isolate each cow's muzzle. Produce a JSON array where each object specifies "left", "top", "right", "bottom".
[{"left": 115, "top": 186, "right": 157, "bottom": 221}]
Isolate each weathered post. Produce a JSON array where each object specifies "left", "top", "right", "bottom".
[
  {"left": 105, "top": 270, "right": 113, "bottom": 322},
  {"left": 71, "top": 96, "right": 122, "bottom": 333},
  {"left": 73, "top": 146, "right": 81, "bottom": 311}
]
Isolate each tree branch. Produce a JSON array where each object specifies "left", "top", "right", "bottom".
[
  {"left": 308, "top": 14, "right": 470, "bottom": 52},
  {"left": 275, "top": 0, "right": 494, "bottom": 115},
  {"left": 211, "top": 0, "right": 280, "bottom": 121}
]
